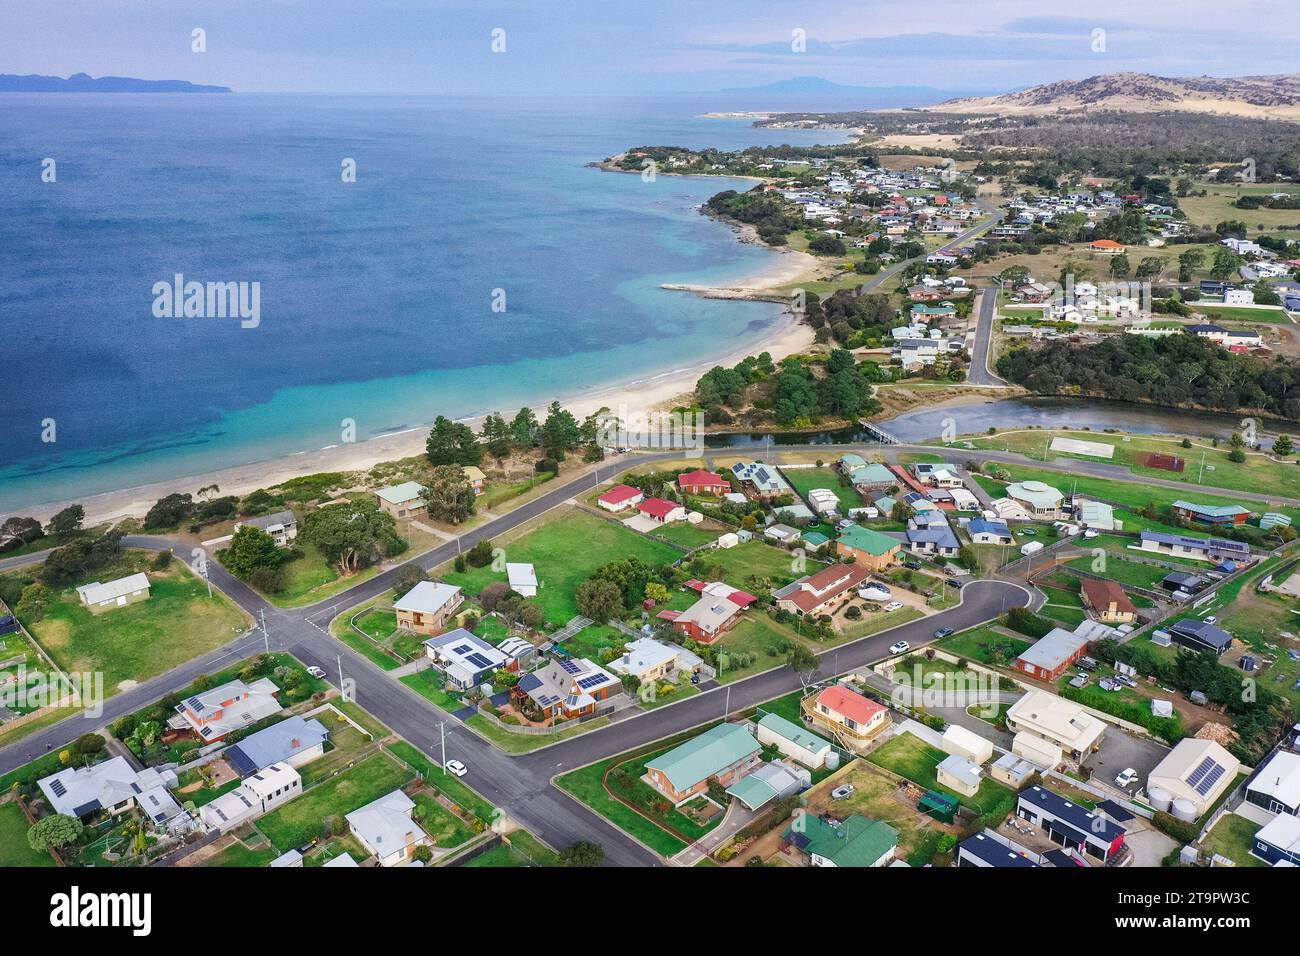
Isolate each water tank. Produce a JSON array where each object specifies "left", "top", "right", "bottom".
[
  {"left": 1147, "top": 786, "right": 1173, "bottom": 812},
  {"left": 824, "top": 751, "right": 841, "bottom": 771},
  {"left": 1171, "top": 797, "right": 1198, "bottom": 822}
]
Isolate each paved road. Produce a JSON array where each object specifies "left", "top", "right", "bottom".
[
  {"left": 0, "top": 447, "right": 1037, "bottom": 865},
  {"left": 966, "top": 288, "right": 1008, "bottom": 388}
]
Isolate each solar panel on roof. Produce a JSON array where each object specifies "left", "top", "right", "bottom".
[
  {"left": 466, "top": 652, "right": 494, "bottom": 669},
  {"left": 577, "top": 674, "right": 607, "bottom": 689},
  {"left": 49, "top": 779, "right": 67, "bottom": 797},
  {"left": 559, "top": 659, "right": 582, "bottom": 674},
  {"left": 1187, "top": 755, "right": 1227, "bottom": 796},
  {"left": 452, "top": 644, "right": 473, "bottom": 654}
]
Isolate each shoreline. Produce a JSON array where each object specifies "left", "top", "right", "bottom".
[{"left": 12, "top": 311, "right": 816, "bottom": 528}]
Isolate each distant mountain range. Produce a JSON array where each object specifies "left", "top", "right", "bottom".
[
  {"left": 933, "top": 72, "right": 1300, "bottom": 119},
  {"left": 0, "top": 72, "right": 231, "bottom": 93},
  {"left": 720, "top": 75, "right": 978, "bottom": 100}
]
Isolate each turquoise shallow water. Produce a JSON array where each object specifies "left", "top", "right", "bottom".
[{"left": 0, "top": 93, "right": 850, "bottom": 511}]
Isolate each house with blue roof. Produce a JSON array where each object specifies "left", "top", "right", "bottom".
[{"left": 967, "top": 518, "right": 1013, "bottom": 545}]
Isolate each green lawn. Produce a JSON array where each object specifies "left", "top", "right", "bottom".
[
  {"left": 783, "top": 466, "right": 864, "bottom": 512},
  {"left": 867, "top": 732, "right": 1016, "bottom": 824},
  {"left": 400, "top": 669, "right": 464, "bottom": 711},
  {"left": 1064, "top": 555, "right": 1172, "bottom": 589},
  {"left": 255, "top": 753, "right": 414, "bottom": 852},
  {"left": 464, "top": 829, "right": 559, "bottom": 867},
  {"left": 261, "top": 542, "right": 382, "bottom": 608},
  {"left": 653, "top": 521, "right": 726, "bottom": 550},
  {"left": 1200, "top": 813, "right": 1265, "bottom": 867},
  {"left": 441, "top": 509, "right": 680, "bottom": 626},
  {"left": 202, "top": 840, "right": 279, "bottom": 868},
  {"left": 558, "top": 755, "right": 687, "bottom": 857},
  {"left": 689, "top": 540, "right": 824, "bottom": 589},
  {"left": 712, "top": 616, "right": 792, "bottom": 684},
  {"left": 410, "top": 791, "right": 476, "bottom": 848},
  {"left": 936, "top": 626, "right": 1031, "bottom": 666},
  {"left": 0, "top": 801, "right": 54, "bottom": 866},
  {"left": 22, "top": 558, "right": 248, "bottom": 694}
]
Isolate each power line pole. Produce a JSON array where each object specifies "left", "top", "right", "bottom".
[
  {"left": 336, "top": 654, "right": 344, "bottom": 694},
  {"left": 723, "top": 686, "right": 731, "bottom": 722},
  {"left": 439, "top": 721, "right": 447, "bottom": 773},
  {"left": 260, "top": 608, "right": 269, "bottom": 653}
]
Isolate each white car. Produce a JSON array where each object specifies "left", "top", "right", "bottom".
[
  {"left": 445, "top": 759, "right": 468, "bottom": 777},
  {"left": 1114, "top": 767, "right": 1139, "bottom": 788},
  {"left": 1203, "top": 615, "right": 1217, "bottom": 624},
  {"left": 889, "top": 641, "right": 910, "bottom": 655},
  {"left": 882, "top": 601, "right": 905, "bottom": 612},
  {"left": 1083, "top": 529, "right": 1099, "bottom": 539},
  {"left": 305, "top": 666, "right": 325, "bottom": 679}
]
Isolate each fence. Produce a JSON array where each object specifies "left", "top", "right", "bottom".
[{"left": 474, "top": 695, "right": 632, "bottom": 736}]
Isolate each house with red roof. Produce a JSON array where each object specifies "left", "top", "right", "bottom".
[
  {"left": 1090, "top": 238, "right": 1125, "bottom": 255},
  {"left": 803, "top": 684, "right": 890, "bottom": 748},
  {"left": 772, "top": 563, "right": 873, "bottom": 618},
  {"left": 685, "top": 580, "right": 759, "bottom": 608},
  {"left": 637, "top": 497, "right": 686, "bottom": 523},
  {"left": 677, "top": 469, "right": 729, "bottom": 496},
  {"left": 597, "top": 484, "right": 644, "bottom": 512}
]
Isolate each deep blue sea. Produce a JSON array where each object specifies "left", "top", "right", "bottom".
[{"left": 0, "top": 93, "right": 855, "bottom": 511}]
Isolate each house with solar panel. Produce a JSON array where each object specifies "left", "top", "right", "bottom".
[
  {"left": 200, "top": 762, "right": 302, "bottom": 833},
  {"left": 423, "top": 628, "right": 508, "bottom": 690},
  {"left": 173, "top": 676, "right": 282, "bottom": 743},
  {"left": 730, "top": 460, "right": 793, "bottom": 501},
  {"left": 781, "top": 811, "right": 899, "bottom": 867},
  {"left": 1146, "top": 738, "right": 1240, "bottom": 820},
  {"left": 512, "top": 656, "right": 622, "bottom": 722},
  {"left": 222, "top": 714, "right": 330, "bottom": 776},
  {"left": 39, "top": 756, "right": 188, "bottom": 832}
]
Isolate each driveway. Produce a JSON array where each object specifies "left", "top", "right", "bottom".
[
  {"left": 670, "top": 799, "right": 757, "bottom": 867},
  {"left": 1086, "top": 726, "right": 1170, "bottom": 785}
]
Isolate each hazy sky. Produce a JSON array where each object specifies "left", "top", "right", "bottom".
[{"left": 3, "top": 0, "right": 1298, "bottom": 94}]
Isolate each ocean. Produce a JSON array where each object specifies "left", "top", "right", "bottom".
[{"left": 0, "top": 92, "right": 855, "bottom": 512}]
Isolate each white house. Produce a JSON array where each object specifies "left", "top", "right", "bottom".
[
  {"left": 346, "top": 789, "right": 431, "bottom": 866},
  {"left": 39, "top": 757, "right": 185, "bottom": 830},
  {"left": 75, "top": 572, "right": 151, "bottom": 613},
  {"left": 201, "top": 762, "right": 303, "bottom": 833}
]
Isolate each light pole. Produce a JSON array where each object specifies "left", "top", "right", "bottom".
[
  {"left": 260, "top": 608, "right": 269, "bottom": 653},
  {"left": 439, "top": 721, "right": 447, "bottom": 773}
]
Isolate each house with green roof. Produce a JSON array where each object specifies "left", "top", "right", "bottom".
[
  {"left": 755, "top": 713, "right": 834, "bottom": 769},
  {"left": 782, "top": 812, "right": 899, "bottom": 867},
  {"left": 1172, "top": 500, "right": 1251, "bottom": 527},
  {"left": 910, "top": 302, "right": 957, "bottom": 319},
  {"left": 373, "top": 480, "right": 427, "bottom": 519},
  {"left": 836, "top": 524, "right": 901, "bottom": 571},
  {"left": 643, "top": 723, "right": 762, "bottom": 806},
  {"left": 849, "top": 462, "right": 897, "bottom": 490}
]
